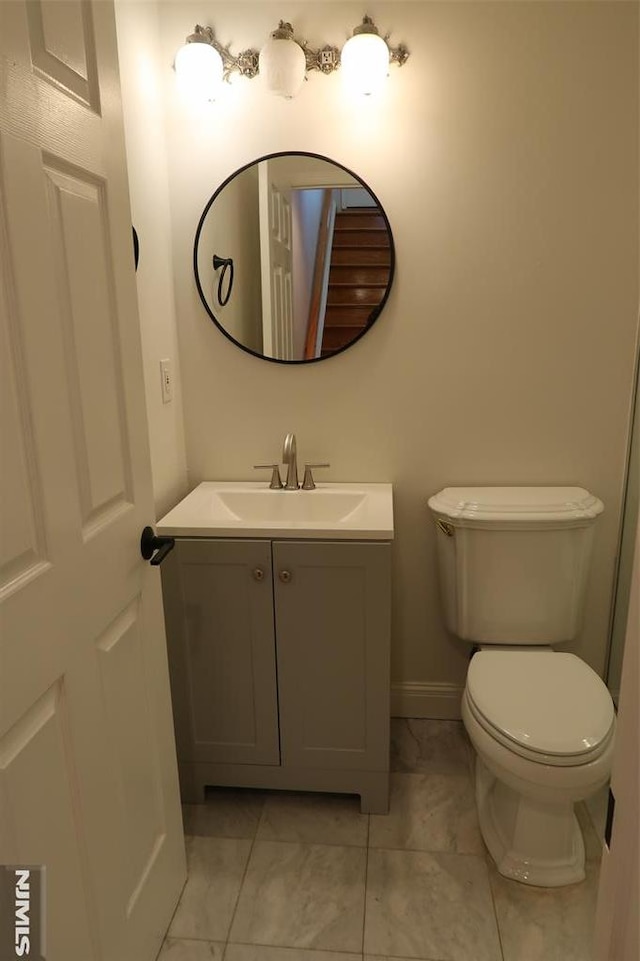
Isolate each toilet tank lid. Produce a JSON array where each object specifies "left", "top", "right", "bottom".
[{"left": 428, "top": 487, "right": 603, "bottom": 524}]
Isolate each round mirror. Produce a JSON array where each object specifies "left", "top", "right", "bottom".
[{"left": 194, "top": 151, "right": 395, "bottom": 363}]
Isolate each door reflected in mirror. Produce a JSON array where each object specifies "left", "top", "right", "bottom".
[{"left": 194, "top": 152, "right": 395, "bottom": 363}]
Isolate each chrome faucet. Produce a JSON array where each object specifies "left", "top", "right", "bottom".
[{"left": 282, "top": 432, "right": 299, "bottom": 490}]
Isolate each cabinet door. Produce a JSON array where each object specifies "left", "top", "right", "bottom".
[
  {"left": 273, "top": 541, "right": 390, "bottom": 772},
  {"left": 161, "top": 539, "right": 279, "bottom": 766}
]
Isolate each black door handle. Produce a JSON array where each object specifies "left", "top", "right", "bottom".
[{"left": 140, "top": 526, "right": 175, "bottom": 566}]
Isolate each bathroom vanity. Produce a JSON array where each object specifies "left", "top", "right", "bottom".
[{"left": 156, "top": 482, "right": 393, "bottom": 814}]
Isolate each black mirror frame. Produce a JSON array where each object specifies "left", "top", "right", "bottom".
[{"left": 193, "top": 150, "right": 395, "bottom": 365}]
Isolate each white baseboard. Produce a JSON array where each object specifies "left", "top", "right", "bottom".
[{"left": 391, "top": 681, "right": 464, "bottom": 720}]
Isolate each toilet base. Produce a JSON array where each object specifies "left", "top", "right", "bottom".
[{"left": 475, "top": 755, "right": 586, "bottom": 887}]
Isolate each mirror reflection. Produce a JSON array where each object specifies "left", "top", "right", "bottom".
[{"left": 194, "top": 152, "right": 394, "bottom": 363}]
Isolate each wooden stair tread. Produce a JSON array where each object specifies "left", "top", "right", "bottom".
[
  {"left": 321, "top": 328, "right": 367, "bottom": 350},
  {"left": 330, "top": 264, "right": 389, "bottom": 280},
  {"left": 331, "top": 250, "right": 391, "bottom": 267},
  {"left": 327, "top": 287, "right": 385, "bottom": 306},
  {"left": 334, "top": 225, "right": 387, "bottom": 233},
  {"left": 329, "top": 283, "right": 388, "bottom": 288},
  {"left": 324, "top": 305, "right": 376, "bottom": 323},
  {"left": 324, "top": 323, "right": 372, "bottom": 330},
  {"left": 332, "top": 232, "right": 390, "bottom": 247},
  {"left": 334, "top": 212, "right": 387, "bottom": 229},
  {"left": 319, "top": 204, "right": 388, "bottom": 355}
]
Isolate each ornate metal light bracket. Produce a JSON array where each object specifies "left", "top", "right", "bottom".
[
  {"left": 184, "top": 18, "right": 409, "bottom": 84},
  {"left": 302, "top": 42, "right": 341, "bottom": 76},
  {"left": 387, "top": 40, "right": 410, "bottom": 68},
  {"left": 300, "top": 16, "right": 410, "bottom": 76},
  {"left": 187, "top": 25, "right": 259, "bottom": 82}
]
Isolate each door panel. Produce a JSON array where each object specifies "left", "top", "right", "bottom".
[
  {"left": 273, "top": 541, "right": 391, "bottom": 771},
  {"left": 0, "top": 259, "right": 49, "bottom": 597},
  {"left": 259, "top": 162, "right": 294, "bottom": 359},
  {"left": 0, "top": 3, "right": 185, "bottom": 959},
  {"left": 44, "top": 160, "right": 133, "bottom": 535},
  {"left": 162, "top": 539, "right": 280, "bottom": 768},
  {"left": 0, "top": 683, "right": 99, "bottom": 960},
  {"left": 594, "top": 519, "right": 639, "bottom": 959},
  {"left": 95, "top": 600, "right": 167, "bottom": 915},
  {"left": 26, "top": 0, "right": 100, "bottom": 109}
]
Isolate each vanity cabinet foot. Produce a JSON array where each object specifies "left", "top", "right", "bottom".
[
  {"left": 177, "top": 765, "right": 207, "bottom": 805},
  {"left": 359, "top": 776, "right": 390, "bottom": 815},
  {"left": 162, "top": 537, "right": 391, "bottom": 811},
  {"left": 178, "top": 761, "right": 389, "bottom": 815}
]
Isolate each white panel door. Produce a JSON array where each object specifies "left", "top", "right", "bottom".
[
  {"left": 0, "top": 3, "right": 185, "bottom": 960},
  {"left": 259, "top": 160, "right": 294, "bottom": 360},
  {"left": 594, "top": 517, "right": 639, "bottom": 960}
]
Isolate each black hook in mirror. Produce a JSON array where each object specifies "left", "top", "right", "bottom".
[{"left": 213, "top": 254, "right": 234, "bottom": 307}]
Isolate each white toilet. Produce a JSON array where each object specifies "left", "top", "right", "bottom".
[{"left": 427, "top": 486, "right": 615, "bottom": 888}]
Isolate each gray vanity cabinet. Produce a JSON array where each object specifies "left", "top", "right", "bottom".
[
  {"left": 161, "top": 539, "right": 280, "bottom": 767},
  {"left": 273, "top": 540, "right": 390, "bottom": 773},
  {"left": 161, "top": 537, "right": 391, "bottom": 814}
]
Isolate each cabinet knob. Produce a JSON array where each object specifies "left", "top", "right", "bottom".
[
  {"left": 253, "top": 567, "right": 265, "bottom": 581},
  {"left": 279, "top": 570, "right": 292, "bottom": 583}
]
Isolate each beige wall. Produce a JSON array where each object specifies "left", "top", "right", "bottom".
[
  {"left": 197, "top": 164, "right": 263, "bottom": 353},
  {"left": 115, "top": 0, "right": 188, "bottom": 518},
  {"left": 152, "top": 1, "right": 637, "bottom": 715}
]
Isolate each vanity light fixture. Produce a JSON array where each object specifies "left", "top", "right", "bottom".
[
  {"left": 174, "top": 16, "right": 408, "bottom": 101},
  {"left": 341, "top": 16, "right": 395, "bottom": 96},
  {"left": 259, "top": 22, "right": 307, "bottom": 99},
  {"left": 174, "top": 25, "right": 259, "bottom": 101}
]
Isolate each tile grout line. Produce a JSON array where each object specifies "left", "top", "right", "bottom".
[
  {"left": 186, "top": 830, "right": 488, "bottom": 860},
  {"left": 465, "top": 734, "right": 506, "bottom": 961},
  {"left": 221, "top": 799, "right": 265, "bottom": 955},
  {"left": 224, "top": 936, "right": 367, "bottom": 955},
  {"left": 487, "top": 865, "right": 507, "bottom": 961},
  {"left": 362, "top": 811, "right": 371, "bottom": 955},
  {"left": 223, "top": 937, "right": 457, "bottom": 960},
  {"left": 187, "top": 834, "right": 367, "bottom": 848},
  {"left": 155, "top": 834, "right": 190, "bottom": 959}
]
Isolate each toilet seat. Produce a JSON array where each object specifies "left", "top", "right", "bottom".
[{"left": 466, "top": 651, "right": 615, "bottom": 767}]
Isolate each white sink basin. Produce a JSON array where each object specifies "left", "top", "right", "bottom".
[
  {"left": 157, "top": 482, "right": 394, "bottom": 540},
  {"left": 217, "top": 489, "right": 366, "bottom": 523}
]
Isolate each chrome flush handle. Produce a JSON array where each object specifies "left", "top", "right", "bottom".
[{"left": 436, "top": 519, "right": 454, "bottom": 537}]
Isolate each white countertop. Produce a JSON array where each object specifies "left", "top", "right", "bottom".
[{"left": 157, "top": 481, "right": 394, "bottom": 540}]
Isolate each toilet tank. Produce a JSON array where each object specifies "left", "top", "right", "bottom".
[{"left": 427, "top": 487, "right": 604, "bottom": 644}]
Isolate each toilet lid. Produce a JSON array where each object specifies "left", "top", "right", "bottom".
[{"left": 467, "top": 651, "right": 614, "bottom": 759}]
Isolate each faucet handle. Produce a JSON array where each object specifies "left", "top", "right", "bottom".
[
  {"left": 253, "top": 464, "right": 284, "bottom": 489},
  {"left": 301, "top": 463, "right": 330, "bottom": 491}
]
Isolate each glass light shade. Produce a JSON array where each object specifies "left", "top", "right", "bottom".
[
  {"left": 175, "top": 41, "right": 223, "bottom": 102},
  {"left": 341, "top": 32, "right": 389, "bottom": 96},
  {"left": 259, "top": 36, "right": 306, "bottom": 99}
]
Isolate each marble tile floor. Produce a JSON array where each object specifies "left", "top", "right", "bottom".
[{"left": 159, "top": 719, "right": 603, "bottom": 961}]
